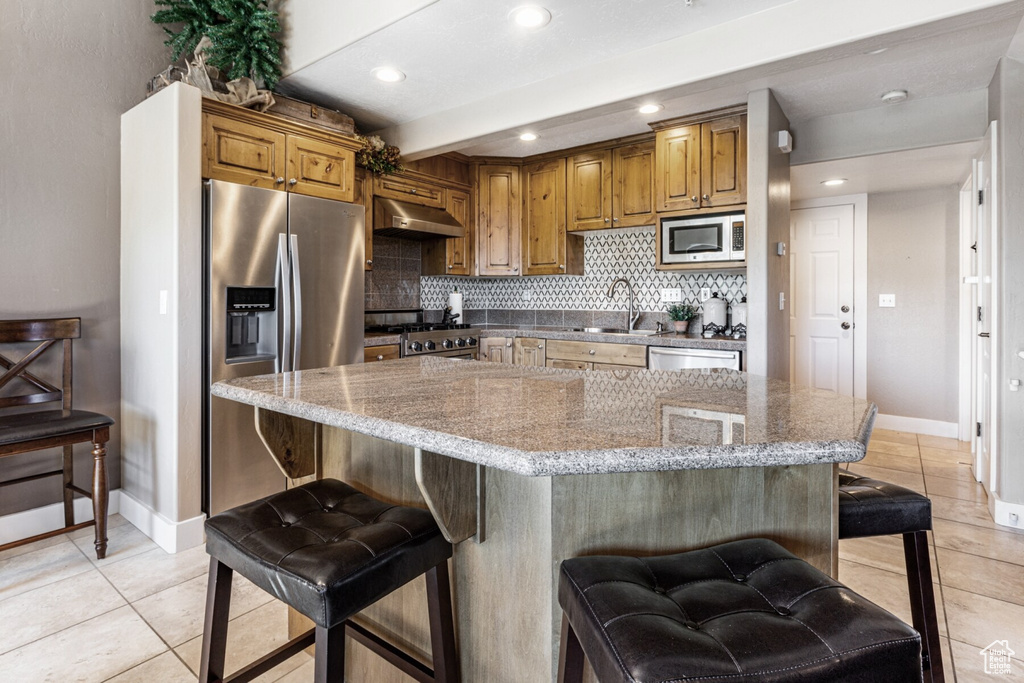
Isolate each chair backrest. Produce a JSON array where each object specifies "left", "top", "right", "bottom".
[{"left": 0, "top": 318, "right": 81, "bottom": 412}]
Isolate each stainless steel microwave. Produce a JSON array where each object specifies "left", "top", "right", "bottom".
[{"left": 660, "top": 211, "right": 745, "bottom": 265}]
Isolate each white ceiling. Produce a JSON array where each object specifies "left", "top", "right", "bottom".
[
  {"left": 276, "top": 0, "right": 1024, "bottom": 159},
  {"left": 790, "top": 142, "right": 979, "bottom": 201}
]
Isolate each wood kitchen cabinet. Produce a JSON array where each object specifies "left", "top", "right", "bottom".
[
  {"left": 513, "top": 337, "right": 547, "bottom": 366},
  {"left": 521, "top": 158, "right": 582, "bottom": 276},
  {"left": 477, "top": 164, "right": 521, "bottom": 276},
  {"left": 202, "top": 101, "right": 359, "bottom": 203},
  {"left": 568, "top": 141, "right": 656, "bottom": 231},
  {"left": 446, "top": 189, "right": 473, "bottom": 275},
  {"left": 363, "top": 344, "right": 400, "bottom": 363},
  {"left": 655, "top": 112, "right": 746, "bottom": 212},
  {"left": 353, "top": 167, "right": 374, "bottom": 271},
  {"left": 373, "top": 174, "right": 446, "bottom": 208},
  {"left": 545, "top": 339, "right": 647, "bottom": 370},
  {"left": 479, "top": 337, "right": 514, "bottom": 363}
]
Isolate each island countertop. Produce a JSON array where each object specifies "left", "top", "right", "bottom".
[{"left": 212, "top": 357, "right": 876, "bottom": 476}]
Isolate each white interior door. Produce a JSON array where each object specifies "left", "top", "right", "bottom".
[
  {"left": 974, "top": 124, "right": 997, "bottom": 489},
  {"left": 791, "top": 205, "right": 855, "bottom": 395}
]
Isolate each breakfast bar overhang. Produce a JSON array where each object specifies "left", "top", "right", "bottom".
[{"left": 213, "top": 358, "right": 876, "bottom": 682}]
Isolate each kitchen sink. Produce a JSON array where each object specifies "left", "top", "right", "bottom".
[{"left": 570, "top": 327, "right": 670, "bottom": 336}]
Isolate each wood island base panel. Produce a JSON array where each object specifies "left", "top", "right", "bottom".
[{"left": 211, "top": 358, "right": 876, "bottom": 682}]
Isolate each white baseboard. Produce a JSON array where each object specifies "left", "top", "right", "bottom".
[
  {"left": 118, "top": 489, "right": 206, "bottom": 554},
  {"left": 990, "top": 494, "right": 1024, "bottom": 531},
  {"left": 875, "top": 414, "right": 959, "bottom": 439},
  {"left": 0, "top": 490, "right": 121, "bottom": 546}
]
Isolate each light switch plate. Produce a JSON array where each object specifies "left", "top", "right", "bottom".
[
  {"left": 661, "top": 288, "right": 682, "bottom": 303},
  {"left": 879, "top": 294, "right": 896, "bottom": 308},
  {"left": 779, "top": 292, "right": 785, "bottom": 310}
]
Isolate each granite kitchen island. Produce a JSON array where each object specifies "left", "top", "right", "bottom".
[{"left": 213, "top": 357, "right": 876, "bottom": 683}]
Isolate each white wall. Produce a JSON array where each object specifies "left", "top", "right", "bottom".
[
  {"left": 866, "top": 188, "right": 960, "bottom": 423},
  {"left": 0, "top": 2, "right": 167, "bottom": 515}
]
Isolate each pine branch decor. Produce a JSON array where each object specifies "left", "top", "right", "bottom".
[{"left": 151, "top": 0, "right": 283, "bottom": 89}]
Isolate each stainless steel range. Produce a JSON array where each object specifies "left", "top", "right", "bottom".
[{"left": 365, "top": 309, "right": 480, "bottom": 360}]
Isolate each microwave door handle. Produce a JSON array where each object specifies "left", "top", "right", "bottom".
[
  {"left": 277, "top": 233, "right": 291, "bottom": 373},
  {"left": 290, "top": 234, "right": 302, "bottom": 371}
]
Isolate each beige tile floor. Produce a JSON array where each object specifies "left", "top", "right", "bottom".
[{"left": 0, "top": 429, "right": 1021, "bottom": 681}]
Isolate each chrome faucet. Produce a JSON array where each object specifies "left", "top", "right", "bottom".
[{"left": 607, "top": 277, "right": 640, "bottom": 331}]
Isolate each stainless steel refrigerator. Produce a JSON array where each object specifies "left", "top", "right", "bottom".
[{"left": 203, "top": 179, "right": 364, "bottom": 515}]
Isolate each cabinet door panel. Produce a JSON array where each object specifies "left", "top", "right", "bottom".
[
  {"left": 353, "top": 168, "right": 373, "bottom": 270},
  {"left": 522, "top": 159, "right": 567, "bottom": 275},
  {"left": 286, "top": 134, "right": 355, "bottom": 202},
  {"left": 478, "top": 165, "right": 521, "bottom": 276},
  {"left": 374, "top": 175, "right": 446, "bottom": 208},
  {"left": 568, "top": 151, "right": 612, "bottom": 231},
  {"left": 446, "top": 189, "right": 473, "bottom": 275},
  {"left": 613, "top": 141, "right": 656, "bottom": 227},
  {"left": 701, "top": 115, "right": 746, "bottom": 207},
  {"left": 514, "top": 338, "right": 546, "bottom": 366},
  {"left": 656, "top": 124, "right": 701, "bottom": 212},
  {"left": 203, "top": 113, "right": 286, "bottom": 189},
  {"left": 479, "top": 337, "right": 514, "bottom": 363}
]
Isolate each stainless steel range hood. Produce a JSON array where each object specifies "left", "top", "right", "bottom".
[{"left": 374, "top": 197, "right": 464, "bottom": 240}]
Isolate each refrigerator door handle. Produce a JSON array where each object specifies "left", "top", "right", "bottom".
[
  {"left": 290, "top": 233, "right": 302, "bottom": 371},
  {"left": 277, "top": 233, "right": 291, "bottom": 372}
]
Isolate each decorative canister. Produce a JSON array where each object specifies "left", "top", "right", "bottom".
[{"left": 703, "top": 292, "right": 728, "bottom": 330}]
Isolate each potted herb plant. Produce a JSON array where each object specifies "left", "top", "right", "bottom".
[{"left": 667, "top": 303, "right": 697, "bottom": 333}]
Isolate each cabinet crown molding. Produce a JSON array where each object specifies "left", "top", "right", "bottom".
[{"left": 648, "top": 104, "right": 748, "bottom": 131}]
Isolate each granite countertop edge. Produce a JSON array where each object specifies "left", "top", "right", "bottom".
[
  {"left": 212, "top": 380, "right": 869, "bottom": 477},
  {"left": 364, "top": 327, "right": 744, "bottom": 350}
]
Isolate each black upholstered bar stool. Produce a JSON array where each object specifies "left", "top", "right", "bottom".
[
  {"left": 839, "top": 471, "right": 945, "bottom": 682},
  {"left": 557, "top": 539, "right": 923, "bottom": 683},
  {"left": 199, "top": 478, "right": 459, "bottom": 683}
]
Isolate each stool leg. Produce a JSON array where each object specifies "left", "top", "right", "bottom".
[
  {"left": 91, "top": 436, "right": 109, "bottom": 560},
  {"left": 62, "top": 445, "right": 74, "bottom": 527},
  {"left": 904, "top": 531, "right": 945, "bottom": 683},
  {"left": 199, "top": 559, "right": 233, "bottom": 683},
  {"left": 558, "top": 614, "right": 585, "bottom": 683},
  {"left": 426, "top": 560, "right": 459, "bottom": 683},
  {"left": 314, "top": 623, "right": 345, "bottom": 683}
]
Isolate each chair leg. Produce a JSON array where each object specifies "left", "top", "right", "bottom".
[
  {"left": 199, "top": 559, "right": 234, "bottom": 683},
  {"left": 91, "top": 436, "right": 109, "bottom": 560},
  {"left": 426, "top": 560, "right": 460, "bottom": 683},
  {"left": 314, "top": 623, "right": 346, "bottom": 683},
  {"left": 62, "top": 445, "right": 75, "bottom": 527},
  {"left": 558, "top": 614, "right": 586, "bottom": 683},
  {"left": 904, "top": 531, "right": 945, "bottom": 683}
]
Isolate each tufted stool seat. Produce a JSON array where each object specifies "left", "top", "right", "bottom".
[
  {"left": 199, "top": 478, "right": 459, "bottom": 683},
  {"left": 839, "top": 470, "right": 944, "bottom": 682},
  {"left": 557, "top": 539, "right": 922, "bottom": 683}
]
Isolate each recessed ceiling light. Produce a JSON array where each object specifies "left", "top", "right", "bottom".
[
  {"left": 865, "top": 47, "right": 888, "bottom": 55},
  {"left": 372, "top": 67, "right": 406, "bottom": 83},
  {"left": 821, "top": 179, "right": 847, "bottom": 187},
  {"left": 510, "top": 5, "right": 551, "bottom": 28},
  {"left": 638, "top": 104, "right": 663, "bottom": 114},
  {"left": 881, "top": 89, "right": 908, "bottom": 104},
  {"left": 519, "top": 132, "right": 539, "bottom": 141}
]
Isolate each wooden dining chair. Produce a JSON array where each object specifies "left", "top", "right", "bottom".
[{"left": 0, "top": 318, "right": 114, "bottom": 559}]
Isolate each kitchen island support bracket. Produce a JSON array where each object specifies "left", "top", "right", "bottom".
[{"left": 414, "top": 448, "right": 484, "bottom": 544}]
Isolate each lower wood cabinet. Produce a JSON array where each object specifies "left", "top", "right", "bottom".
[
  {"left": 545, "top": 339, "right": 646, "bottom": 369},
  {"left": 479, "top": 337, "right": 514, "bottom": 363},
  {"left": 364, "top": 344, "right": 400, "bottom": 363},
  {"left": 513, "top": 337, "right": 547, "bottom": 366}
]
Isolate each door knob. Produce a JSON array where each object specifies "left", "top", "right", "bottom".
[
  {"left": 841, "top": 322, "right": 851, "bottom": 330},
  {"left": 841, "top": 305, "right": 850, "bottom": 313}
]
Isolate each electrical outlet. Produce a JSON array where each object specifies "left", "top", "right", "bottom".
[
  {"left": 779, "top": 292, "right": 786, "bottom": 311},
  {"left": 879, "top": 294, "right": 896, "bottom": 308},
  {"left": 523, "top": 290, "right": 533, "bottom": 301},
  {"left": 661, "top": 288, "right": 682, "bottom": 303},
  {"left": 700, "top": 288, "right": 711, "bottom": 302}
]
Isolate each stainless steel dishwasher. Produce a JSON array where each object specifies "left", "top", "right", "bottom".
[{"left": 648, "top": 346, "right": 742, "bottom": 371}]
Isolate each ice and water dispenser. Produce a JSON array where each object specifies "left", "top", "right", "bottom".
[{"left": 224, "top": 286, "right": 277, "bottom": 363}]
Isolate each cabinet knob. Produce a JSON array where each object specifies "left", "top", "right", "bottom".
[
  {"left": 589, "top": 349, "right": 596, "bottom": 355},
  {"left": 702, "top": 194, "right": 710, "bottom": 201},
  {"left": 366, "top": 259, "right": 373, "bottom": 266},
  {"left": 612, "top": 217, "right": 619, "bottom": 222},
  {"left": 447, "top": 264, "right": 452, "bottom": 270},
  {"left": 289, "top": 178, "right": 298, "bottom": 186},
  {"left": 559, "top": 264, "right": 565, "bottom": 270},
  {"left": 275, "top": 177, "right": 284, "bottom": 184},
  {"left": 376, "top": 355, "right": 384, "bottom": 361},
  {"left": 604, "top": 217, "right": 610, "bottom": 223},
  {"left": 538, "top": 344, "right": 544, "bottom": 349},
  {"left": 691, "top": 195, "right": 698, "bottom": 203},
  {"left": 506, "top": 342, "right": 512, "bottom": 347},
  {"left": 513, "top": 267, "right": 519, "bottom": 273},
  {"left": 410, "top": 188, "right": 417, "bottom": 194}
]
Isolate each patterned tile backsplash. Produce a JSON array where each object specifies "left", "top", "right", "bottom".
[{"left": 421, "top": 226, "right": 746, "bottom": 312}]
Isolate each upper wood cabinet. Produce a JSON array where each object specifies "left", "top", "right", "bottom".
[
  {"left": 373, "top": 174, "right": 446, "bottom": 208},
  {"left": 202, "top": 103, "right": 360, "bottom": 203},
  {"left": 445, "top": 189, "right": 473, "bottom": 275},
  {"left": 477, "top": 164, "right": 521, "bottom": 276},
  {"left": 522, "top": 158, "right": 582, "bottom": 276},
  {"left": 569, "top": 141, "right": 656, "bottom": 231},
  {"left": 655, "top": 114, "right": 746, "bottom": 212},
  {"left": 353, "top": 167, "right": 373, "bottom": 271}
]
